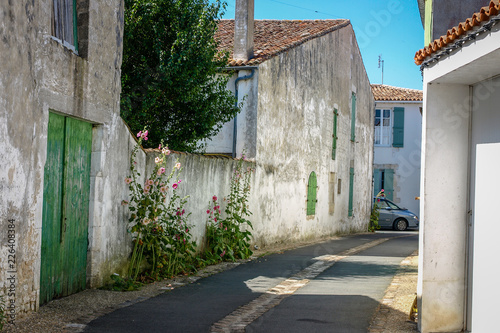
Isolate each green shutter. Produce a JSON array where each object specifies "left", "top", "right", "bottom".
[
  {"left": 73, "top": 0, "right": 78, "bottom": 52},
  {"left": 332, "top": 109, "right": 338, "bottom": 160},
  {"left": 351, "top": 93, "right": 356, "bottom": 142},
  {"left": 348, "top": 167, "right": 354, "bottom": 217},
  {"left": 384, "top": 169, "right": 394, "bottom": 201},
  {"left": 307, "top": 172, "right": 317, "bottom": 216},
  {"left": 373, "top": 169, "right": 381, "bottom": 197},
  {"left": 393, "top": 107, "right": 404, "bottom": 147}
]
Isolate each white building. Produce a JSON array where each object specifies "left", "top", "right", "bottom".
[
  {"left": 415, "top": 1, "right": 500, "bottom": 331},
  {"left": 372, "top": 84, "right": 422, "bottom": 216}
]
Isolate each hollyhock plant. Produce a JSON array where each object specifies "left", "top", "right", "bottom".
[
  {"left": 204, "top": 153, "right": 255, "bottom": 263},
  {"left": 124, "top": 127, "right": 195, "bottom": 281}
]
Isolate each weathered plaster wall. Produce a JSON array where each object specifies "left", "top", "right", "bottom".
[
  {"left": 0, "top": 0, "right": 125, "bottom": 315},
  {"left": 374, "top": 101, "right": 422, "bottom": 215},
  {"left": 251, "top": 23, "right": 374, "bottom": 244}
]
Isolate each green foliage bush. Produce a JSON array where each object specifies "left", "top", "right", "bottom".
[
  {"left": 121, "top": 0, "right": 238, "bottom": 152},
  {"left": 205, "top": 157, "right": 255, "bottom": 262}
]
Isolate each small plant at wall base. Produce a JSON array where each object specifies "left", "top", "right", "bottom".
[
  {"left": 124, "top": 128, "right": 197, "bottom": 283},
  {"left": 369, "top": 201, "right": 381, "bottom": 232},
  {"left": 0, "top": 294, "right": 6, "bottom": 330},
  {"left": 205, "top": 156, "right": 255, "bottom": 262}
]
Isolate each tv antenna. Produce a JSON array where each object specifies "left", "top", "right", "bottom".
[{"left": 378, "top": 55, "right": 384, "bottom": 85}]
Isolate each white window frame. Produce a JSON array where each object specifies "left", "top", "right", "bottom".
[{"left": 374, "top": 108, "right": 392, "bottom": 146}]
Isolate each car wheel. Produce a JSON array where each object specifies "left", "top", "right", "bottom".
[{"left": 393, "top": 218, "right": 408, "bottom": 231}]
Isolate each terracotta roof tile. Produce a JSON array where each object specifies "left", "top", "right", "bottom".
[
  {"left": 415, "top": 0, "right": 500, "bottom": 65},
  {"left": 216, "top": 19, "right": 350, "bottom": 66},
  {"left": 371, "top": 84, "right": 423, "bottom": 101}
]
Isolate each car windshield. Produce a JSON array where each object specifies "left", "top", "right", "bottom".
[{"left": 375, "top": 198, "right": 400, "bottom": 210}]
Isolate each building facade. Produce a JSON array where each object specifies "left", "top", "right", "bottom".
[
  {"left": 371, "top": 84, "right": 422, "bottom": 216},
  {"left": 415, "top": 1, "right": 500, "bottom": 331}
]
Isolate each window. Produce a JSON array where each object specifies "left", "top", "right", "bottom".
[
  {"left": 332, "top": 109, "right": 338, "bottom": 160},
  {"left": 52, "top": 0, "right": 78, "bottom": 52},
  {"left": 350, "top": 93, "right": 356, "bottom": 141},
  {"left": 306, "top": 172, "right": 317, "bottom": 216},
  {"left": 375, "top": 109, "right": 391, "bottom": 146},
  {"left": 374, "top": 107, "right": 405, "bottom": 147},
  {"left": 348, "top": 167, "right": 354, "bottom": 217}
]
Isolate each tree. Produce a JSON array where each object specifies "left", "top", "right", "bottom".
[{"left": 121, "top": 0, "right": 238, "bottom": 152}]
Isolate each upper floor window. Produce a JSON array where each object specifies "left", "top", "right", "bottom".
[
  {"left": 375, "top": 109, "right": 391, "bottom": 146},
  {"left": 374, "top": 107, "right": 405, "bottom": 147},
  {"left": 52, "top": 0, "right": 78, "bottom": 52}
]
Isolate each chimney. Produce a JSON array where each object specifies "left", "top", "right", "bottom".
[{"left": 234, "top": 0, "right": 254, "bottom": 62}]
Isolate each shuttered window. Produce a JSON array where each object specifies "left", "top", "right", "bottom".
[
  {"left": 392, "top": 107, "right": 405, "bottom": 147},
  {"left": 348, "top": 167, "right": 354, "bottom": 217},
  {"left": 351, "top": 93, "right": 356, "bottom": 142},
  {"left": 373, "top": 168, "right": 394, "bottom": 200},
  {"left": 332, "top": 109, "right": 338, "bottom": 160},
  {"left": 307, "top": 172, "right": 317, "bottom": 216},
  {"left": 52, "top": 0, "right": 78, "bottom": 52}
]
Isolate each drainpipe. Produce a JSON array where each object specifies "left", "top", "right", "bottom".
[{"left": 232, "top": 69, "right": 255, "bottom": 158}]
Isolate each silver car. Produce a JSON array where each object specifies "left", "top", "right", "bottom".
[{"left": 374, "top": 197, "right": 419, "bottom": 231}]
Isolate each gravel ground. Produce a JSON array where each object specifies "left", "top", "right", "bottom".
[
  {"left": 368, "top": 251, "right": 419, "bottom": 333},
  {"left": 2, "top": 236, "right": 419, "bottom": 333}
]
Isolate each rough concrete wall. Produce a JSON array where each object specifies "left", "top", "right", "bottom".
[
  {"left": 0, "top": 0, "right": 124, "bottom": 316},
  {"left": 142, "top": 151, "right": 249, "bottom": 249},
  {"left": 251, "top": 24, "right": 374, "bottom": 245}
]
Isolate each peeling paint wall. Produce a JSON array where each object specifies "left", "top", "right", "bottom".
[{"left": 0, "top": 0, "right": 126, "bottom": 316}]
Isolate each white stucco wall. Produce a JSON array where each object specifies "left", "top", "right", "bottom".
[
  {"left": 374, "top": 101, "right": 422, "bottom": 216},
  {"left": 419, "top": 21, "right": 500, "bottom": 333}
]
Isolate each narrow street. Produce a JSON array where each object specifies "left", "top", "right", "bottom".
[{"left": 84, "top": 232, "right": 418, "bottom": 333}]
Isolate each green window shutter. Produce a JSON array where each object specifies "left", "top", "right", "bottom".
[
  {"left": 373, "top": 169, "right": 381, "bottom": 197},
  {"left": 348, "top": 167, "right": 354, "bottom": 217},
  {"left": 307, "top": 172, "right": 317, "bottom": 216},
  {"left": 384, "top": 169, "right": 394, "bottom": 201},
  {"left": 351, "top": 93, "right": 356, "bottom": 142},
  {"left": 72, "top": 0, "right": 78, "bottom": 53},
  {"left": 332, "top": 109, "right": 338, "bottom": 160},
  {"left": 392, "top": 107, "right": 404, "bottom": 147}
]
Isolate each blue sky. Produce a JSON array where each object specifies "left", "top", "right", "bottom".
[{"left": 220, "top": 0, "right": 424, "bottom": 90}]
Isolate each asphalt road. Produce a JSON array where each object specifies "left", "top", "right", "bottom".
[{"left": 84, "top": 231, "right": 418, "bottom": 333}]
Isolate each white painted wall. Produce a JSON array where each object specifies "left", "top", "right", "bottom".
[
  {"left": 204, "top": 70, "right": 259, "bottom": 158},
  {"left": 419, "top": 23, "right": 500, "bottom": 333},
  {"left": 471, "top": 143, "right": 500, "bottom": 333},
  {"left": 418, "top": 82, "right": 469, "bottom": 333},
  {"left": 374, "top": 101, "right": 422, "bottom": 216}
]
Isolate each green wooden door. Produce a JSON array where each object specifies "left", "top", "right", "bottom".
[{"left": 40, "top": 113, "right": 92, "bottom": 305}]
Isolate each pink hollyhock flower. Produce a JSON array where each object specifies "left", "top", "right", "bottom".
[
  {"left": 162, "top": 148, "right": 171, "bottom": 155},
  {"left": 213, "top": 195, "right": 217, "bottom": 201},
  {"left": 181, "top": 209, "right": 185, "bottom": 215},
  {"left": 172, "top": 183, "right": 178, "bottom": 190},
  {"left": 157, "top": 167, "right": 166, "bottom": 175},
  {"left": 160, "top": 186, "right": 167, "bottom": 193},
  {"left": 214, "top": 217, "right": 217, "bottom": 222},
  {"left": 143, "top": 219, "right": 150, "bottom": 225},
  {"left": 177, "top": 179, "right": 182, "bottom": 184},
  {"left": 147, "top": 179, "right": 154, "bottom": 186},
  {"left": 206, "top": 209, "right": 210, "bottom": 214},
  {"left": 220, "top": 250, "right": 226, "bottom": 257},
  {"left": 186, "top": 228, "right": 189, "bottom": 233},
  {"left": 158, "top": 144, "right": 162, "bottom": 149},
  {"left": 137, "top": 131, "right": 142, "bottom": 138},
  {"left": 125, "top": 177, "right": 132, "bottom": 184},
  {"left": 176, "top": 211, "right": 181, "bottom": 216},
  {"left": 175, "top": 162, "right": 181, "bottom": 169}
]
